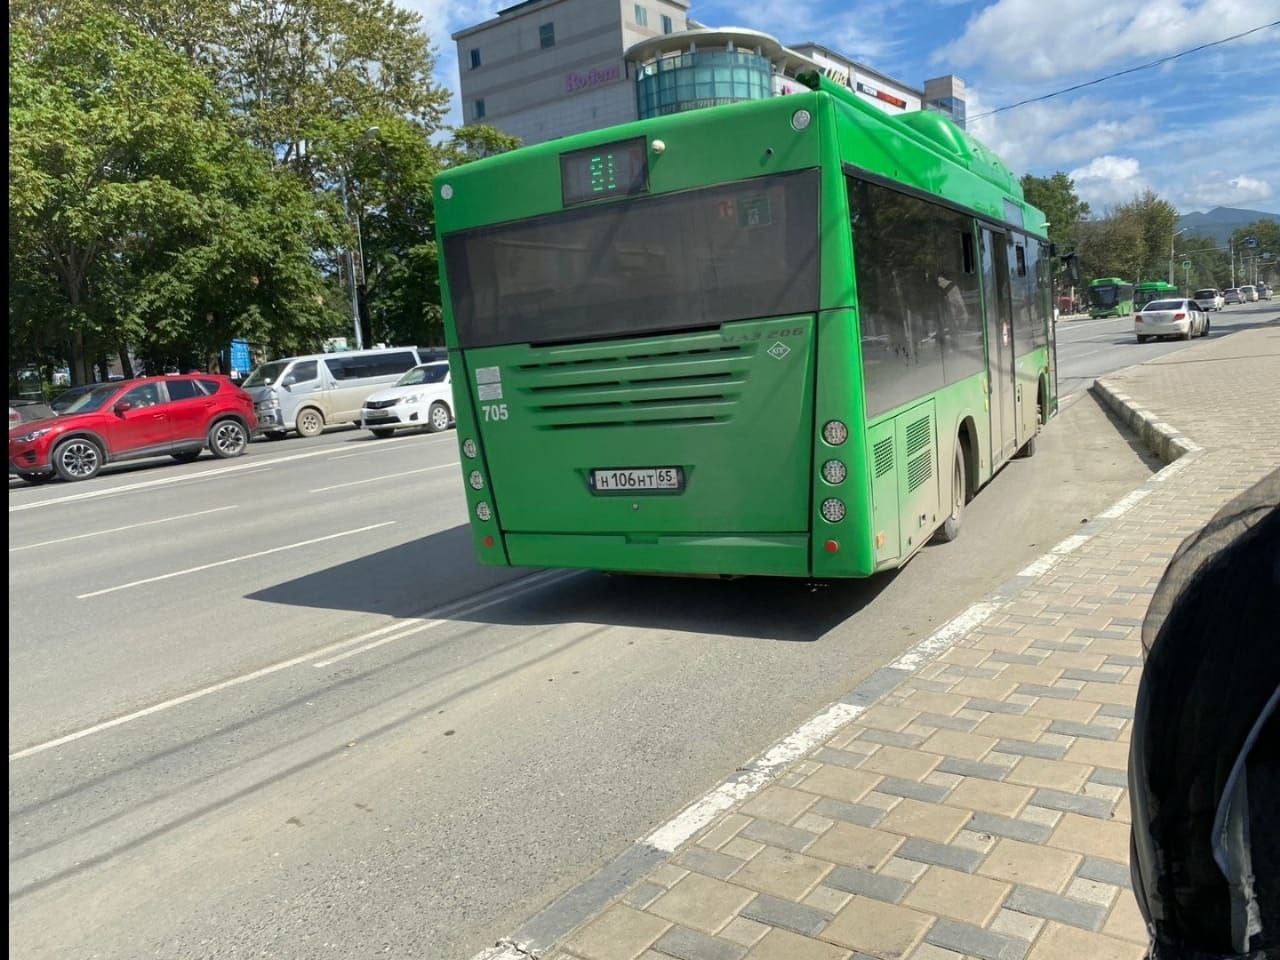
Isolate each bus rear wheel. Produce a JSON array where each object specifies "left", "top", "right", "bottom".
[{"left": 934, "top": 443, "right": 967, "bottom": 543}]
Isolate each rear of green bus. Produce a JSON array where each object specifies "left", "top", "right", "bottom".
[
  {"left": 435, "top": 92, "right": 883, "bottom": 579},
  {"left": 1134, "top": 281, "right": 1177, "bottom": 312}
]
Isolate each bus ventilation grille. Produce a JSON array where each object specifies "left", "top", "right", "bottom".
[
  {"left": 907, "top": 451, "right": 933, "bottom": 492},
  {"left": 873, "top": 437, "right": 894, "bottom": 478},
  {"left": 515, "top": 344, "right": 748, "bottom": 430},
  {"left": 905, "top": 416, "right": 931, "bottom": 458}
]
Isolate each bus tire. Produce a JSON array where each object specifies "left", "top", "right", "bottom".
[
  {"left": 934, "top": 443, "right": 967, "bottom": 543},
  {"left": 295, "top": 407, "right": 324, "bottom": 438}
]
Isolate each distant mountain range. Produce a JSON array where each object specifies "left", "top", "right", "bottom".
[{"left": 1178, "top": 207, "right": 1280, "bottom": 245}]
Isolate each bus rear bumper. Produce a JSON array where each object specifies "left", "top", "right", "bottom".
[{"left": 502, "top": 532, "right": 813, "bottom": 578}]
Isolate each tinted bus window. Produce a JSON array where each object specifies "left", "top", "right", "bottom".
[
  {"left": 849, "top": 177, "right": 983, "bottom": 418},
  {"left": 444, "top": 170, "right": 820, "bottom": 348}
]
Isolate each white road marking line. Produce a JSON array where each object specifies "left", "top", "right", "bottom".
[
  {"left": 327, "top": 433, "right": 457, "bottom": 460},
  {"left": 887, "top": 601, "right": 1003, "bottom": 672},
  {"left": 13, "top": 570, "right": 571, "bottom": 762},
  {"left": 308, "top": 463, "right": 457, "bottom": 493},
  {"left": 10, "top": 505, "right": 239, "bottom": 552},
  {"left": 311, "top": 572, "right": 575, "bottom": 668},
  {"left": 646, "top": 699, "right": 866, "bottom": 854},
  {"left": 1098, "top": 489, "right": 1150, "bottom": 519},
  {"left": 8, "top": 435, "right": 434, "bottom": 513},
  {"left": 1017, "top": 531, "right": 1093, "bottom": 578},
  {"left": 75, "top": 522, "right": 395, "bottom": 599}
]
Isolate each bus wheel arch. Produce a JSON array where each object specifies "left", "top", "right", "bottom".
[
  {"left": 935, "top": 421, "right": 975, "bottom": 544},
  {"left": 956, "top": 417, "right": 979, "bottom": 503}
]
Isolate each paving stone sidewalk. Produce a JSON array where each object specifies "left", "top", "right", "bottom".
[{"left": 539, "top": 322, "right": 1280, "bottom": 960}]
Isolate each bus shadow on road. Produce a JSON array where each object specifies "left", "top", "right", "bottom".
[{"left": 247, "top": 525, "right": 898, "bottom": 643}]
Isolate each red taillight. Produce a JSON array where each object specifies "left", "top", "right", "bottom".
[
  {"left": 1135, "top": 317, "right": 1143, "bottom": 323},
  {"left": 483, "top": 535, "right": 494, "bottom": 548},
  {"left": 1173, "top": 312, "right": 1185, "bottom": 321},
  {"left": 824, "top": 539, "right": 840, "bottom": 554}
]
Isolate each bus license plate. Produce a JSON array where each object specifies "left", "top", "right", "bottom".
[{"left": 590, "top": 467, "right": 682, "bottom": 493}]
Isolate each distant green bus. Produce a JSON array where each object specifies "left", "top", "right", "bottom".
[
  {"left": 1087, "top": 278, "right": 1135, "bottom": 318},
  {"left": 434, "top": 73, "right": 1056, "bottom": 579},
  {"left": 1134, "top": 281, "right": 1178, "bottom": 312}
]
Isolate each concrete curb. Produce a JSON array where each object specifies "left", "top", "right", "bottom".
[{"left": 1091, "top": 378, "right": 1201, "bottom": 464}]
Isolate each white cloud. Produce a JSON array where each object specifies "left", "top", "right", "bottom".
[
  {"left": 939, "top": 0, "right": 1275, "bottom": 82},
  {"left": 965, "top": 91, "right": 1156, "bottom": 174},
  {"left": 1068, "top": 154, "right": 1150, "bottom": 208},
  {"left": 1178, "top": 173, "right": 1275, "bottom": 210}
]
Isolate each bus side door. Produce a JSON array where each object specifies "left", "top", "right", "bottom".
[{"left": 980, "top": 227, "right": 1018, "bottom": 465}]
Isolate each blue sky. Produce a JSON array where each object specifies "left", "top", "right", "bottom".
[{"left": 407, "top": 0, "right": 1279, "bottom": 215}]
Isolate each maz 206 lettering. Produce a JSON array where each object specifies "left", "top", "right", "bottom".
[
  {"left": 722, "top": 326, "right": 806, "bottom": 344},
  {"left": 482, "top": 403, "right": 509, "bottom": 421}
]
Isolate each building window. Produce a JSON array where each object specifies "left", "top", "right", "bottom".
[
  {"left": 661, "top": 13, "right": 673, "bottom": 33},
  {"left": 634, "top": 4, "right": 648, "bottom": 26},
  {"left": 470, "top": 48, "right": 481, "bottom": 69},
  {"left": 473, "top": 98, "right": 486, "bottom": 120},
  {"left": 539, "top": 22, "right": 555, "bottom": 48}
]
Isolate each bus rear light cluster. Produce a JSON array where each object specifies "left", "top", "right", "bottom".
[
  {"left": 822, "top": 460, "right": 847, "bottom": 485},
  {"left": 821, "top": 498, "right": 846, "bottom": 523},
  {"left": 822, "top": 420, "right": 848, "bottom": 446},
  {"left": 476, "top": 502, "right": 492, "bottom": 522},
  {"left": 468, "top": 470, "right": 485, "bottom": 490},
  {"left": 462, "top": 438, "right": 478, "bottom": 459}
]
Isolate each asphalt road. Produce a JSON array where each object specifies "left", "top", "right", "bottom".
[
  {"left": 1054, "top": 297, "right": 1276, "bottom": 396},
  {"left": 7, "top": 302, "right": 1274, "bottom": 959}
]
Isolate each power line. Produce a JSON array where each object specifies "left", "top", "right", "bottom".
[{"left": 968, "top": 20, "right": 1280, "bottom": 122}]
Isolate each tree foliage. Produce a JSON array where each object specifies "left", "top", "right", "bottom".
[
  {"left": 9, "top": 0, "right": 518, "bottom": 379},
  {"left": 1075, "top": 191, "right": 1181, "bottom": 288},
  {"left": 1020, "top": 172, "right": 1089, "bottom": 250},
  {"left": 9, "top": 6, "right": 346, "bottom": 383}
]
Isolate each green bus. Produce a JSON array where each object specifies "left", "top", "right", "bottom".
[
  {"left": 1087, "top": 278, "right": 1135, "bottom": 318},
  {"left": 434, "top": 73, "right": 1057, "bottom": 579},
  {"left": 1134, "top": 280, "right": 1178, "bottom": 312}
]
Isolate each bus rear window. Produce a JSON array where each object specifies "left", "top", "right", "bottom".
[{"left": 443, "top": 170, "right": 820, "bottom": 348}]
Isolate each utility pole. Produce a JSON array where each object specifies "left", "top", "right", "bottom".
[
  {"left": 339, "top": 171, "right": 364, "bottom": 350},
  {"left": 1169, "top": 227, "right": 1188, "bottom": 285}
]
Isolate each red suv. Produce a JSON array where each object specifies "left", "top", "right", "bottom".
[{"left": 9, "top": 375, "right": 257, "bottom": 483}]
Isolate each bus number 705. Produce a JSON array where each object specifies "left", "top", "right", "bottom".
[{"left": 483, "top": 404, "right": 509, "bottom": 422}]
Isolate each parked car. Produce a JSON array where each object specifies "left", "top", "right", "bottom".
[
  {"left": 360, "top": 362, "right": 454, "bottom": 438},
  {"left": 1239, "top": 284, "right": 1258, "bottom": 302},
  {"left": 242, "top": 347, "right": 425, "bottom": 439},
  {"left": 8, "top": 375, "right": 256, "bottom": 483},
  {"left": 1192, "top": 288, "right": 1224, "bottom": 312},
  {"left": 1135, "top": 299, "right": 1208, "bottom": 343},
  {"left": 50, "top": 383, "right": 99, "bottom": 414},
  {"left": 1224, "top": 288, "right": 1244, "bottom": 304}
]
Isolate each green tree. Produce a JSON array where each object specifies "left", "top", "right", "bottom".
[
  {"left": 9, "top": 7, "right": 343, "bottom": 382},
  {"left": 1019, "top": 172, "right": 1090, "bottom": 250},
  {"left": 1230, "top": 220, "right": 1280, "bottom": 286},
  {"left": 1127, "top": 190, "right": 1180, "bottom": 284}
]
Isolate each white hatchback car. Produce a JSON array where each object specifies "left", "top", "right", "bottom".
[
  {"left": 1136, "top": 299, "right": 1208, "bottom": 343},
  {"left": 359, "top": 361, "right": 454, "bottom": 437}
]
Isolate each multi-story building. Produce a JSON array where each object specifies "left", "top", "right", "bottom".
[{"left": 453, "top": 0, "right": 966, "bottom": 146}]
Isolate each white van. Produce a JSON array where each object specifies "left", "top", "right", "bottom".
[
  {"left": 242, "top": 347, "right": 423, "bottom": 438},
  {"left": 1240, "top": 285, "right": 1259, "bottom": 302}
]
